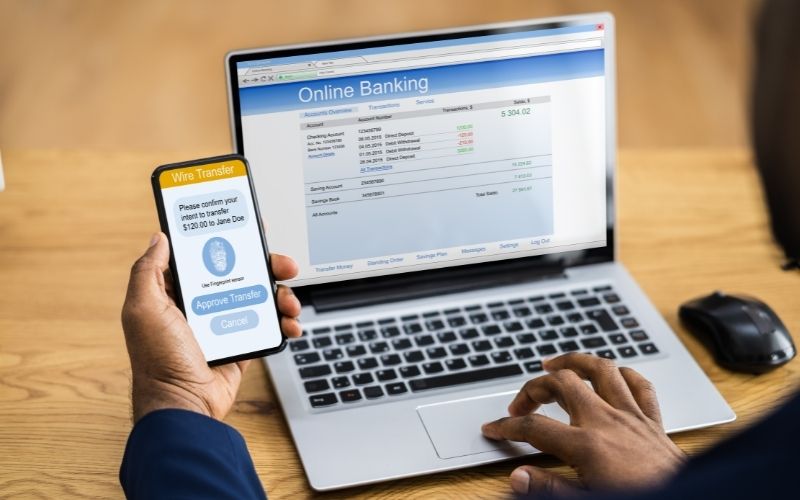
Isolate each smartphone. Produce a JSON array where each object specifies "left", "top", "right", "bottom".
[{"left": 151, "top": 154, "right": 286, "bottom": 365}]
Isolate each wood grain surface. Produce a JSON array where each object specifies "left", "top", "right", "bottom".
[{"left": 0, "top": 149, "right": 797, "bottom": 498}]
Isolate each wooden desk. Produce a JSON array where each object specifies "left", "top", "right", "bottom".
[{"left": 0, "top": 149, "right": 797, "bottom": 498}]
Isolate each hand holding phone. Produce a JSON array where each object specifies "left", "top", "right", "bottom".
[{"left": 151, "top": 155, "right": 289, "bottom": 365}]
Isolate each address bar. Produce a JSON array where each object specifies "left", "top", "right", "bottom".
[{"left": 314, "top": 39, "right": 602, "bottom": 78}]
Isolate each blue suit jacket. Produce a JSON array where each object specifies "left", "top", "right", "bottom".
[{"left": 120, "top": 394, "right": 800, "bottom": 499}]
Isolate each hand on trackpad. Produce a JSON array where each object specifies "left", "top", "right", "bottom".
[{"left": 416, "top": 391, "right": 568, "bottom": 459}]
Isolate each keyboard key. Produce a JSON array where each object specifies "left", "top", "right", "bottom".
[
  {"left": 399, "top": 365, "right": 421, "bottom": 378},
  {"left": 449, "top": 343, "right": 470, "bottom": 355},
  {"left": 423, "top": 361, "right": 445, "bottom": 374},
  {"left": 482, "top": 324, "right": 502, "bottom": 336},
  {"left": 404, "top": 350, "right": 424, "bottom": 363},
  {"left": 495, "top": 336, "right": 514, "bottom": 348},
  {"left": 392, "top": 338, "right": 412, "bottom": 350},
  {"left": 609, "top": 334, "right": 627, "bottom": 345},
  {"left": 403, "top": 323, "right": 423, "bottom": 335},
  {"left": 547, "top": 315, "right": 565, "bottom": 326},
  {"left": 528, "top": 295, "right": 545, "bottom": 302},
  {"left": 294, "top": 352, "right": 320, "bottom": 365},
  {"left": 559, "top": 340, "right": 580, "bottom": 352},
  {"left": 527, "top": 318, "right": 545, "bottom": 329},
  {"left": 596, "top": 349, "right": 616, "bottom": 360},
  {"left": 447, "top": 316, "right": 467, "bottom": 328},
  {"left": 339, "top": 389, "right": 362, "bottom": 402},
  {"left": 549, "top": 292, "right": 566, "bottom": 299},
  {"left": 524, "top": 361, "right": 544, "bottom": 373},
  {"left": 630, "top": 330, "right": 649, "bottom": 342},
  {"left": 446, "top": 358, "right": 467, "bottom": 370},
  {"left": 618, "top": 346, "right": 637, "bottom": 358},
  {"left": 580, "top": 323, "right": 599, "bottom": 335},
  {"left": 571, "top": 289, "right": 588, "bottom": 296},
  {"left": 386, "top": 382, "right": 408, "bottom": 395},
  {"left": 491, "top": 351, "right": 513, "bottom": 363},
  {"left": 437, "top": 331, "right": 457, "bottom": 343},
  {"left": 604, "top": 293, "right": 621, "bottom": 304},
  {"left": 426, "top": 319, "right": 446, "bottom": 331},
  {"left": 508, "top": 299, "right": 524, "bottom": 305},
  {"left": 593, "top": 285, "right": 612, "bottom": 292},
  {"left": 356, "top": 321, "right": 374, "bottom": 328},
  {"left": 411, "top": 363, "right": 523, "bottom": 391},
  {"left": 426, "top": 347, "right": 447, "bottom": 359},
  {"left": 346, "top": 345, "right": 367, "bottom": 357},
  {"left": 612, "top": 305, "right": 630, "bottom": 316},
  {"left": 309, "top": 393, "right": 337, "bottom": 407},
  {"left": 534, "top": 304, "right": 553, "bottom": 314},
  {"left": 312, "top": 326, "right": 332, "bottom": 335},
  {"left": 358, "top": 329, "right": 378, "bottom": 342},
  {"left": 470, "top": 313, "right": 489, "bottom": 324},
  {"left": 400, "top": 314, "right": 418, "bottom": 322},
  {"left": 566, "top": 312, "right": 583, "bottom": 323},
  {"left": 556, "top": 300, "right": 575, "bottom": 311},
  {"left": 487, "top": 302, "right": 504, "bottom": 308},
  {"left": 323, "top": 348, "right": 344, "bottom": 361},
  {"left": 422, "top": 311, "right": 439, "bottom": 318},
  {"left": 640, "top": 343, "right": 659, "bottom": 355},
  {"left": 514, "top": 347, "right": 535, "bottom": 360},
  {"left": 332, "top": 376, "right": 350, "bottom": 388},
  {"left": 504, "top": 321, "right": 524, "bottom": 333},
  {"left": 357, "top": 357, "right": 378, "bottom": 370},
  {"left": 465, "top": 304, "right": 481, "bottom": 311},
  {"left": 369, "top": 341, "right": 389, "bottom": 354},
  {"left": 334, "top": 360, "right": 355, "bottom": 373},
  {"left": 313, "top": 337, "right": 332, "bottom": 349},
  {"left": 459, "top": 328, "right": 480, "bottom": 340},
  {"left": 491, "top": 310, "right": 510, "bottom": 321},
  {"left": 581, "top": 337, "right": 608, "bottom": 349},
  {"left": 381, "top": 325, "right": 401, "bottom": 338},
  {"left": 469, "top": 354, "right": 490, "bottom": 367},
  {"left": 415, "top": 335, "right": 435, "bottom": 347},
  {"left": 539, "top": 329, "right": 558, "bottom": 341},
  {"left": 334, "top": 323, "right": 353, "bottom": 332},
  {"left": 352, "top": 373, "right": 374, "bottom": 385},
  {"left": 560, "top": 326, "right": 579, "bottom": 338},
  {"left": 380, "top": 354, "right": 402, "bottom": 366},
  {"left": 290, "top": 339, "right": 309, "bottom": 352},
  {"left": 376, "top": 369, "right": 397, "bottom": 381},
  {"left": 472, "top": 340, "right": 492, "bottom": 352},
  {"left": 577, "top": 297, "right": 601, "bottom": 307},
  {"left": 517, "top": 333, "right": 536, "bottom": 344},
  {"left": 537, "top": 344, "right": 557, "bottom": 356},
  {"left": 335, "top": 333, "right": 355, "bottom": 345},
  {"left": 304, "top": 379, "right": 330, "bottom": 393},
  {"left": 444, "top": 308, "right": 461, "bottom": 315},
  {"left": 377, "top": 317, "right": 395, "bottom": 325},
  {"left": 299, "top": 365, "right": 332, "bottom": 379},
  {"left": 364, "top": 386, "right": 384, "bottom": 399},
  {"left": 513, "top": 306, "right": 532, "bottom": 317},
  {"left": 586, "top": 309, "right": 619, "bottom": 332},
  {"left": 621, "top": 318, "right": 640, "bottom": 329}
]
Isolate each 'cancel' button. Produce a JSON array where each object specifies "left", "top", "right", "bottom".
[{"left": 210, "top": 310, "right": 259, "bottom": 335}]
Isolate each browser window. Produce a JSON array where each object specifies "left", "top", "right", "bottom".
[{"left": 235, "top": 24, "right": 607, "bottom": 286}]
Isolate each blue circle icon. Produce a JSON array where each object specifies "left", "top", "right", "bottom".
[{"left": 203, "top": 237, "right": 235, "bottom": 276}]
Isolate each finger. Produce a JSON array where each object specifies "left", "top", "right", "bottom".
[
  {"left": 507, "top": 369, "right": 603, "bottom": 421},
  {"left": 126, "top": 233, "right": 171, "bottom": 303},
  {"left": 619, "top": 367, "right": 663, "bottom": 425},
  {"left": 543, "top": 353, "right": 641, "bottom": 414},
  {"left": 481, "top": 412, "right": 581, "bottom": 462},
  {"left": 510, "top": 465, "right": 582, "bottom": 496},
  {"left": 281, "top": 316, "right": 302, "bottom": 338},
  {"left": 270, "top": 253, "right": 299, "bottom": 281},
  {"left": 277, "top": 285, "right": 302, "bottom": 318}
]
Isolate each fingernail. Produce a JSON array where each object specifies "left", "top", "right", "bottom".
[
  {"left": 149, "top": 233, "right": 160, "bottom": 247},
  {"left": 510, "top": 468, "right": 531, "bottom": 494},
  {"left": 480, "top": 423, "right": 496, "bottom": 439}
]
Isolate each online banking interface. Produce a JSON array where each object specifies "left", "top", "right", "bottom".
[{"left": 236, "top": 23, "right": 608, "bottom": 286}]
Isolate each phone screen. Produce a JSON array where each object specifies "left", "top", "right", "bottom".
[{"left": 154, "top": 156, "right": 284, "bottom": 364}]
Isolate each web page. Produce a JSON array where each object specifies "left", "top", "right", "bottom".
[{"left": 237, "top": 25, "right": 608, "bottom": 286}]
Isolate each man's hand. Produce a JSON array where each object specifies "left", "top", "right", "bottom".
[
  {"left": 481, "top": 353, "right": 686, "bottom": 496},
  {"left": 121, "top": 232, "right": 302, "bottom": 423}
]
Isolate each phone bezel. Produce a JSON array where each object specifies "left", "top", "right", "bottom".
[{"left": 151, "top": 154, "right": 287, "bottom": 366}]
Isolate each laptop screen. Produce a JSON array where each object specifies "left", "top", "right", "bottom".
[{"left": 231, "top": 20, "right": 609, "bottom": 287}]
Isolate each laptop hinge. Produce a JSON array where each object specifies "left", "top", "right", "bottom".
[{"left": 309, "top": 259, "right": 566, "bottom": 312}]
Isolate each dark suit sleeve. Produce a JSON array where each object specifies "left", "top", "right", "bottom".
[{"left": 119, "top": 409, "right": 266, "bottom": 500}]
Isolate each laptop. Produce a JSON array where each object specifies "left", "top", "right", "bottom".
[{"left": 225, "top": 13, "right": 735, "bottom": 491}]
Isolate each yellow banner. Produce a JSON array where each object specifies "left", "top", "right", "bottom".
[{"left": 159, "top": 159, "right": 246, "bottom": 188}]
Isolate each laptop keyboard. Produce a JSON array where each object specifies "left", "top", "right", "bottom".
[{"left": 289, "top": 284, "right": 662, "bottom": 409}]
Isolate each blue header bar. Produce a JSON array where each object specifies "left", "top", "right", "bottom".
[
  {"left": 240, "top": 49, "right": 604, "bottom": 115},
  {"left": 236, "top": 24, "right": 599, "bottom": 68}
]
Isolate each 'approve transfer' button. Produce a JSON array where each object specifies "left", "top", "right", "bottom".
[
  {"left": 192, "top": 285, "right": 268, "bottom": 315},
  {"left": 210, "top": 309, "right": 260, "bottom": 335}
]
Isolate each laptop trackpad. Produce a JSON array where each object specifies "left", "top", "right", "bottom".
[{"left": 417, "top": 391, "right": 569, "bottom": 460}]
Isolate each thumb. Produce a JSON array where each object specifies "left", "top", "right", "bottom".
[
  {"left": 509, "top": 465, "right": 581, "bottom": 497},
  {"left": 127, "top": 232, "right": 171, "bottom": 303}
]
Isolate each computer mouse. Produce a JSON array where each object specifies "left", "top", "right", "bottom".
[{"left": 679, "top": 291, "right": 795, "bottom": 374}]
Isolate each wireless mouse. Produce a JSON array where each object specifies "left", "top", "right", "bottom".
[{"left": 679, "top": 291, "right": 795, "bottom": 373}]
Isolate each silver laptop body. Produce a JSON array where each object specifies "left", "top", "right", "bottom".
[{"left": 226, "top": 13, "right": 735, "bottom": 491}]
